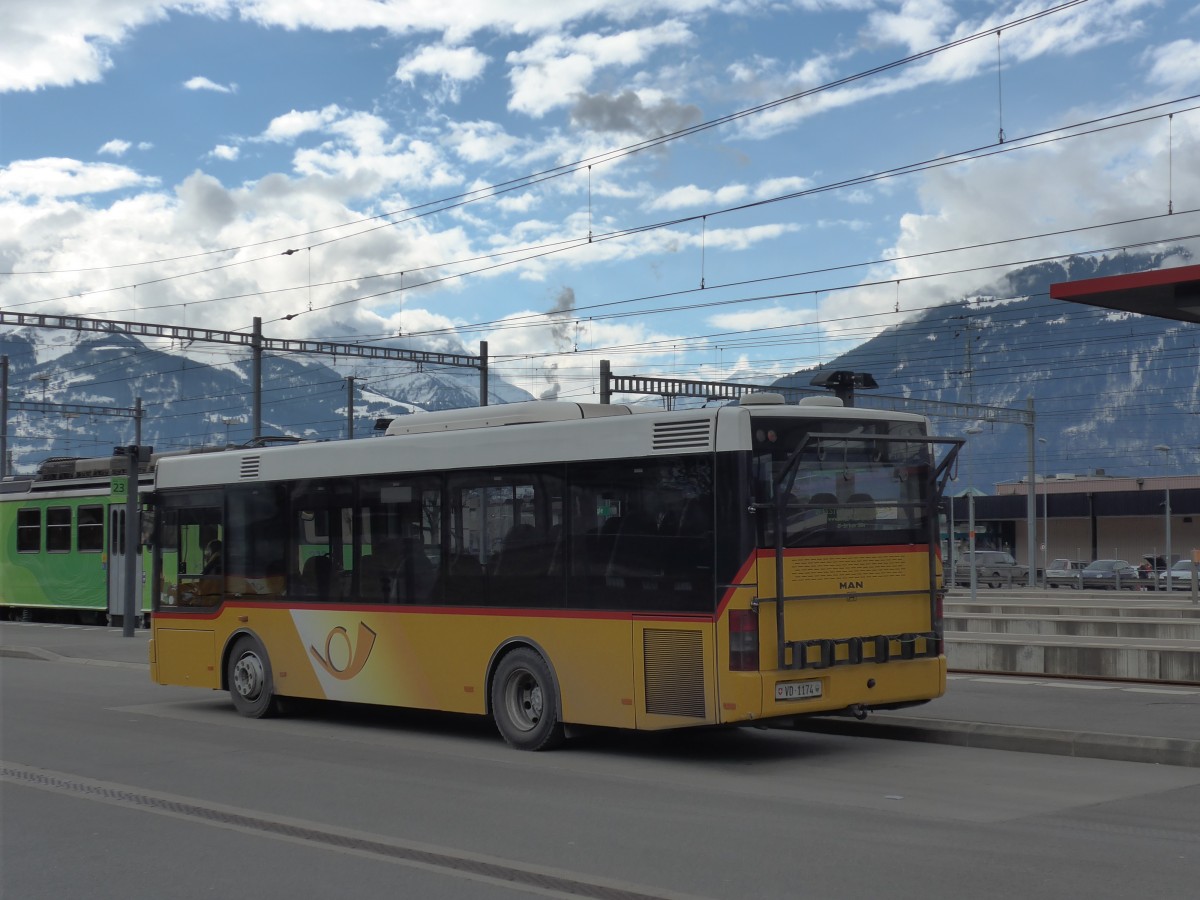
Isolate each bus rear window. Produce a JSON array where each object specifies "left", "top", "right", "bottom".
[{"left": 753, "top": 417, "right": 931, "bottom": 548}]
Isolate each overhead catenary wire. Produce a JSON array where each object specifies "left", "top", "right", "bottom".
[
  {"left": 0, "top": 0, "right": 1094, "bottom": 281},
  {"left": 12, "top": 94, "right": 1198, "bottom": 326}
]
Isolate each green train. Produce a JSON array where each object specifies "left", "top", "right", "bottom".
[{"left": 1, "top": 454, "right": 155, "bottom": 625}]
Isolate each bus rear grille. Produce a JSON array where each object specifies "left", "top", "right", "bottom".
[
  {"left": 643, "top": 628, "right": 706, "bottom": 718},
  {"left": 239, "top": 456, "right": 261, "bottom": 479},
  {"left": 651, "top": 419, "right": 712, "bottom": 452}
]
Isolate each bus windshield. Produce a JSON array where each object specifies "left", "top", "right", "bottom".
[{"left": 752, "top": 416, "right": 932, "bottom": 548}]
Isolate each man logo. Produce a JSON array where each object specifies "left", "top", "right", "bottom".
[
  {"left": 310, "top": 621, "right": 377, "bottom": 680},
  {"left": 839, "top": 580, "right": 865, "bottom": 590}
]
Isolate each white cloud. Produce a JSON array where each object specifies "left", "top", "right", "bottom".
[
  {"left": 866, "top": 0, "right": 955, "bottom": 56},
  {"left": 395, "top": 44, "right": 488, "bottom": 103},
  {"left": 261, "top": 105, "right": 345, "bottom": 142},
  {"left": 0, "top": 0, "right": 172, "bottom": 92},
  {"left": 209, "top": 144, "right": 240, "bottom": 161},
  {"left": 850, "top": 110, "right": 1200, "bottom": 329},
  {"left": 444, "top": 120, "right": 522, "bottom": 164},
  {"left": 649, "top": 183, "right": 748, "bottom": 211},
  {"left": 708, "top": 305, "right": 810, "bottom": 330},
  {"left": 754, "top": 176, "right": 810, "bottom": 199},
  {"left": 506, "top": 20, "right": 693, "bottom": 117},
  {"left": 233, "top": 0, "right": 729, "bottom": 44},
  {"left": 736, "top": 0, "right": 1159, "bottom": 139},
  {"left": 496, "top": 192, "right": 539, "bottom": 213},
  {"left": 648, "top": 176, "right": 811, "bottom": 211},
  {"left": 184, "top": 75, "right": 236, "bottom": 93},
  {"left": 1143, "top": 39, "right": 1200, "bottom": 91},
  {"left": 0, "top": 158, "right": 158, "bottom": 199},
  {"left": 98, "top": 139, "right": 132, "bottom": 157}
]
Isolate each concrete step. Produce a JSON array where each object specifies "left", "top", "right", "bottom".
[
  {"left": 947, "top": 603, "right": 1200, "bottom": 619},
  {"left": 945, "top": 631, "right": 1200, "bottom": 682},
  {"left": 945, "top": 613, "right": 1200, "bottom": 640},
  {"left": 947, "top": 586, "right": 1200, "bottom": 601},
  {"left": 942, "top": 588, "right": 1200, "bottom": 682}
]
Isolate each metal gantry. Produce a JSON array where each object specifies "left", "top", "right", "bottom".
[{"left": 0, "top": 312, "right": 489, "bottom": 458}]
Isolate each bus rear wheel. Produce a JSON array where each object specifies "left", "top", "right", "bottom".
[
  {"left": 491, "top": 648, "right": 564, "bottom": 751},
  {"left": 227, "top": 635, "right": 280, "bottom": 719}
]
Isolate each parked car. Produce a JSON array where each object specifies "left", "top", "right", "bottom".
[
  {"left": 1158, "top": 559, "right": 1198, "bottom": 589},
  {"left": 954, "top": 550, "right": 1029, "bottom": 588},
  {"left": 1080, "top": 559, "right": 1140, "bottom": 590},
  {"left": 1045, "top": 558, "right": 1086, "bottom": 589}
]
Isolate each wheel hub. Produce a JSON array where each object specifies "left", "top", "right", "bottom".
[
  {"left": 506, "top": 672, "right": 543, "bottom": 731},
  {"left": 232, "top": 652, "right": 264, "bottom": 701}
]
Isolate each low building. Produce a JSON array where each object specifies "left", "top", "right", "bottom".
[{"left": 948, "top": 473, "right": 1200, "bottom": 570}]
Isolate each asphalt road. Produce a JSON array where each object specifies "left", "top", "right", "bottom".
[{"left": 2, "top": 622, "right": 1199, "bottom": 899}]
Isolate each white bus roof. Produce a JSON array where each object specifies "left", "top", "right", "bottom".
[{"left": 154, "top": 399, "right": 928, "bottom": 490}]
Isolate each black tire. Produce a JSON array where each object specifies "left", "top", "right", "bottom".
[
  {"left": 987, "top": 572, "right": 1001, "bottom": 589},
  {"left": 226, "top": 635, "right": 279, "bottom": 719},
  {"left": 491, "top": 647, "right": 565, "bottom": 751}
]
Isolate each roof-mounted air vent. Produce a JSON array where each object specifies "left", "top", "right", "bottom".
[{"left": 652, "top": 419, "right": 712, "bottom": 452}]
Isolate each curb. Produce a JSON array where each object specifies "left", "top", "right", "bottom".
[
  {"left": 795, "top": 715, "right": 1200, "bottom": 768},
  {"left": 0, "top": 645, "right": 148, "bottom": 671}
]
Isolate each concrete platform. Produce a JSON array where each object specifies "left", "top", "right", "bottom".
[{"left": 944, "top": 588, "right": 1200, "bottom": 683}]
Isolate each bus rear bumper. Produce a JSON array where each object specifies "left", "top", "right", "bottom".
[{"left": 720, "top": 655, "right": 946, "bottom": 725}]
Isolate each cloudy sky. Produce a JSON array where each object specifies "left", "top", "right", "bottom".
[{"left": 2, "top": 0, "right": 1199, "bottom": 401}]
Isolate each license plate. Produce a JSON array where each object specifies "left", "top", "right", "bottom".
[{"left": 775, "top": 679, "right": 823, "bottom": 701}]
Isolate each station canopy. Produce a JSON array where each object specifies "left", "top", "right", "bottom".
[{"left": 1050, "top": 263, "right": 1200, "bottom": 323}]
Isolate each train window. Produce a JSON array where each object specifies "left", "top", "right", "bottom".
[
  {"left": 46, "top": 507, "right": 72, "bottom": 553},
  {"left": 78, "top": 505, "right": 104, "bottom": 552},
  {"left": 17, "top": 508, "right": 40, "bottom": 553}
]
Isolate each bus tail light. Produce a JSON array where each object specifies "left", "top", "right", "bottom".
[{"left": 729, "top": 608, "right": 759, "bottom": 671}]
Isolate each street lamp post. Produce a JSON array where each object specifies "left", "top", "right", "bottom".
[
  {"left": 1038, "top": 437, "right": 1049, "bottom": 586},
  {"left": 1155, "top": 444, "right": 1172, "bottom": 590},
  {"left": 947, "top": 487, "right": 956, "bottom": 587},
  {"left": 965, "top": 425, "right": 984, "bottom": 601}
]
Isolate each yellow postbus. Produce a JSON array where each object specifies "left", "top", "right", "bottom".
[{"left": 148, "top": 395, "right": 961, "bottom": 749}]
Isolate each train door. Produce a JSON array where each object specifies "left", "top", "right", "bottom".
[{"left": 106, "top": 504, "right": 143, "bottom": 624}]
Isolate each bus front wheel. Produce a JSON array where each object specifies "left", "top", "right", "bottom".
[
  {"left": 491, "top": 648, "right": 565, "bottom": 751},
  {"left": 227, "top": 635, "right": 280, "bottom": 719}
]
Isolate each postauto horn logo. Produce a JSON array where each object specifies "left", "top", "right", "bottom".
[{"left": 309, "top": 622, "right": 377, "bottom": 680}]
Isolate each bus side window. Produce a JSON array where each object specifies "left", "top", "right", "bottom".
[
  {"left": 157, "top": 495, "right": 223, "bottom": 609},
  {"left": 226, "top": 484, "right": 288, "bottom": 600},
  {"left": 291, "top": 481, "right": 353, "bottom": 602},
  {"left": 357, "top": 476, "right": 441, "bottom": 605}
]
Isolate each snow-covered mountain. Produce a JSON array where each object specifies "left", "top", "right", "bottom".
[
  {"left": 4, "top": 252, "right": 1198, "bottom": 487},
  {"left": 773, "top": 251, "right": 1200, "bottom": 491},
  {"left": 0, "top": 329, "right": 532, "bottom": 471}
]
